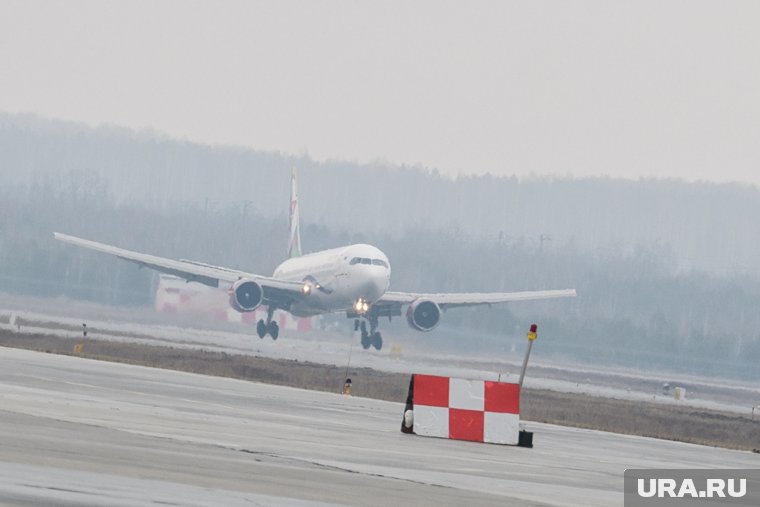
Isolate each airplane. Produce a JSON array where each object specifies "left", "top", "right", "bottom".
[{"left": 54, "top": 169, "right": 576, "bottom": 350}]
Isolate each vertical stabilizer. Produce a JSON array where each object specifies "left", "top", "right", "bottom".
[{"left": 288, "top": 168, "right": 302, "bottom": 258}]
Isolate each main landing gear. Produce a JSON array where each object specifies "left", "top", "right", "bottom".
[
  {"left": 356, "top": 316, "right": 382, "bottom": 351},
  {"left": 257, "top": 307, "right": 279, "bottom": 340}
]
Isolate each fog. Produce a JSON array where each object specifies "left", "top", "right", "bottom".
[
  {"left": 4, "top": 2, "right": 760, "bottom": 185},
  {"left": 1, "top": 114, "right": 759, "bottom": 380}
]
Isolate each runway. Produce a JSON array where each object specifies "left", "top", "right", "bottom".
[{"left": 0, "top": 347, "right": 756, "bottom": 506}]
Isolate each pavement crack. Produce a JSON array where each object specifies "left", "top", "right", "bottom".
[
  {"left": 20, "top": 484, "right": 100, "bottom": 496},
  {"left": 234, "top": 447, "right": 453, "bottom": 490}
]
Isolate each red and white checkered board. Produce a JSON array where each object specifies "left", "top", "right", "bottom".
[{"left": 412, "top": 374, "right": 520, "bottom": 445}]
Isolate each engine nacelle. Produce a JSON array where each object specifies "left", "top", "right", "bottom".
[
  {"left": 229, "top": 279, "right": 264, "bottom": 312},
  {"left": 406, "top": 299, "right": 441, "bottom": 332}
]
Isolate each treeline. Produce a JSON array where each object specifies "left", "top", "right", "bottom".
[
  {"left": 3, "top": 113, "right": 760, "bottom": 276},
  {"left": 1, "top": 172, "right": 759, "bottom": 380}
]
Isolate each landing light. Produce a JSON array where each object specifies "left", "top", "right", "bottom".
[
  {"left": 354, "top": 298, "right": 370, "bottom": 314},
  {"left": 302, "top": 284, "right": 311, "bottom": 295}
]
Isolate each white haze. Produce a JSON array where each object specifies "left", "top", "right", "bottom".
[{"left": 1, "top": 0, "right": 760, "bottom": 184}]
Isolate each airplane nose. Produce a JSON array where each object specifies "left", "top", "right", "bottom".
[
  {"left": 370, "top": 270, "right": 389, "bottom": 300},
  {"left": 358, "top": 270, "right": 386, "bottom": 301}
]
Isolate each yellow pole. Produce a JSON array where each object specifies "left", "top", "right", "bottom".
[{"left": 518, "top": 324, "right": 538, "bottom": 388}]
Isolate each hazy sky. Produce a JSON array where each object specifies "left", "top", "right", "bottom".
[{"left": 1, "top": 1, "right": 759, "bottom": 183}]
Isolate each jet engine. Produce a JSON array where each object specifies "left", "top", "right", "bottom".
[
  {"left": 406, "top": 299, "right": 441, "bottom": 332},
  {"left": 229, "top": 279, "right": 264, "bottom": 312}
]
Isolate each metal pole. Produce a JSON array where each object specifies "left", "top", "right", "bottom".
[
  {"left": 342, "top": 343, "right": 354, "bottom": 396},
  {"left": 344, "top": 343, "right": 353, "bottom": 381},
  {"left": 518, "top": 324, "right": 538, "bottom": 388}
]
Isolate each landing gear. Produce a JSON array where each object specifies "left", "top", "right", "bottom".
[
  {"left": 256, "top": 307, "right": 278, "bottom": 340},
  {"left": 256, "top": 319, "right": 267, "bottom": 339},
  {"left": 360, "top": 330, "right": 383, "bottom": 350},
  {"left": 372, "top": 331, "right": 382, "bottom": 350},
  {"left": 268, "top": 321, "right": 279, "bottom": 340},
  {"left": 358, "top": 315, "right": 383, "bottom": 350}
]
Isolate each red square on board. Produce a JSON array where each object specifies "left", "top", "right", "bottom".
[
  {"left": 484, "top": 381, "right": 520, "bottom": 414},
  {"left": 449, "top": 409, "right": 484, "bottom": 442},
  {"left": 413, "top": 374, "right": 449, "bottom": 407}
]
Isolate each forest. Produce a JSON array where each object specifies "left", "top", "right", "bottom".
[{"left": 1, "top": 114, "right": 759, "bottom": 379}]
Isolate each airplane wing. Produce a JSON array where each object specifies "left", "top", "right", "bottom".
[
  {"left": 375, "top": 289, "right": 577, "bottom": 310},
  {"left": 53, "top": 233, "right": 307, "bottom": 307}
]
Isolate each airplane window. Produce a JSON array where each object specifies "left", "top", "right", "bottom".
[
  {"left": 372, "top": 259, "right": 388, "bottom": 267},
  {"left": 349, "top": 257, "right": 361, "bottom": 265},
  {"left": 361, "top": 258, "right": 372, "bottom": 264}
]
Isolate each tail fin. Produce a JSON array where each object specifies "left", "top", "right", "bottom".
[{"left": 288, "top": 167, "right": 302, "bottom": 258}]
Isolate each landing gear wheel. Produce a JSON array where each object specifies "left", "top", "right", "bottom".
[
  {"left": 256, "top": 319, "right": 267, "bottom": 339},
  {"left": 360, "top": 321, "right": 367, "bottom": 334},
  {"left": 372, "top": 332, "right": 383, "bottom": 351},
  {"left": 268, "top": 321, "right": 279, "bottom": 340},
  {"left": 360, "top": 330, "right": 371, "bottom": 350}
]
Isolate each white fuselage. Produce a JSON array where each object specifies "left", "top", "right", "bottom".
[{"left": 272, "top": 244, "right": 391, "bottom": 317}]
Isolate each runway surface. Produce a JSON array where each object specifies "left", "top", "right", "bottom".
[{"left": 0, "top": 347, "right": 756, "bottom": 506}]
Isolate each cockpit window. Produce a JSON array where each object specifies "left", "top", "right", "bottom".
[{"left": 350, "top": 257, "right": 388, "bottom": 267}]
